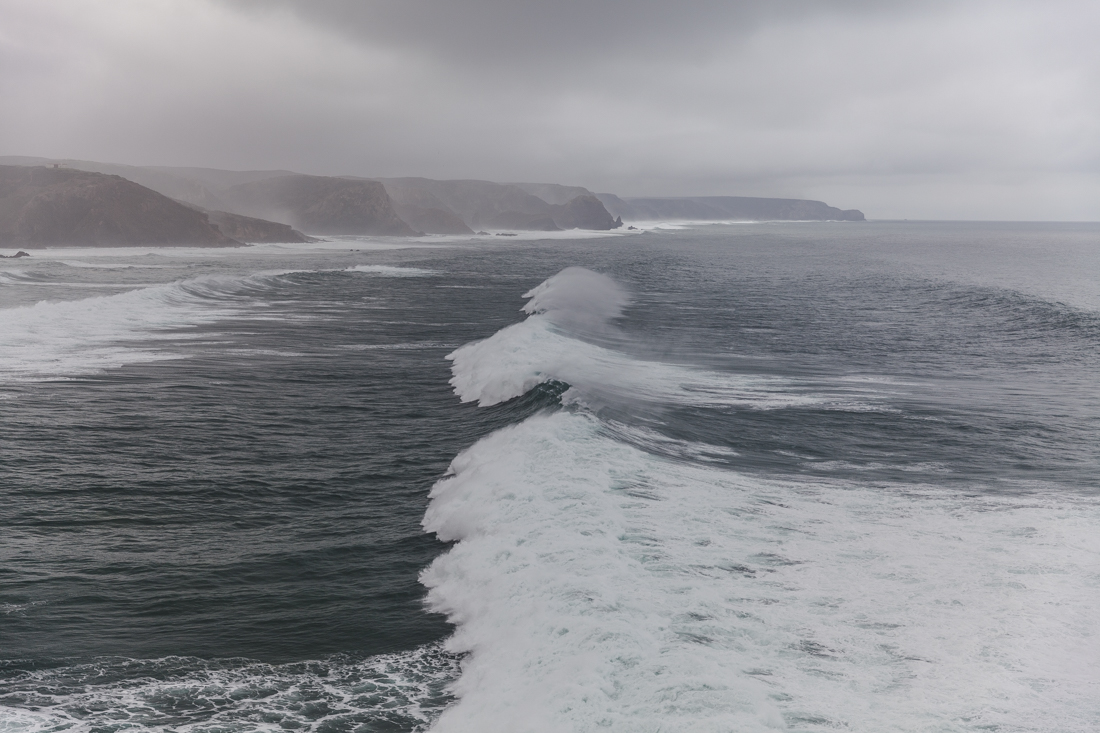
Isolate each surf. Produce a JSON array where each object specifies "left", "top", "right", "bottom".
[{"left": 422, "top": 267, "right": 1100, "bottom": 732}]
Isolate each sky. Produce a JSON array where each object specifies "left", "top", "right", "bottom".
[{"left": 1, "top": 0, "right": 1098, "bottom": 219}]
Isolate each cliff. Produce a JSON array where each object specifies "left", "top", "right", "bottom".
[
  {"left": 512, "top": 182, "right": 596, "bottom": 206},
  {"left": 0, "top": 157, "right": 865, "bottom": 233},
  {"left": 551, "top": 194, "right": 621, "bottom": 230},
  {"left": 598, "top": 194, "right": 865, "bottom": 222},
  {"left": 0, "top": 166, "right": 237, "bottom": 247},
  {"left": 219, "top": 175, "right": 417, "bottom": 236},
  {"left": 204, "top": 210, "right": 314, "bottom": 243},
  {"left": 376, "top": 178, "right": 620, "bottom": 231},
  {"left": 375, "top": 178, "right": 559, "bottom": 231}
]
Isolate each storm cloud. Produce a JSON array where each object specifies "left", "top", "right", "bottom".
[{"left": 1, "top": 0, "right": 1097, "bottom": 219}]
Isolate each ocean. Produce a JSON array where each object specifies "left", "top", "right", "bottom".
[{"left": 1, "top": 221, "right": 1098, "bottom": 732}]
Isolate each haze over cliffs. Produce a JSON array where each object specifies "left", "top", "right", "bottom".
[
  {"left": 0, "top": 156, "right": 865, "bottom": 247},
  {"left": 219, "top": 175, "right": 417, "bottom": 236},
  {"left": 0, "top": 165, "right": 235, "bottom": 247}
]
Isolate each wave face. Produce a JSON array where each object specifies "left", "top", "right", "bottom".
[
  {"left": 423, "top": 268, "right": 1100, "bottom": 733},
  {"left": 0, "top": 270, "right": 315, "bottom": 382},
  {"left": 0, "top": 279, "right": 230, "bottom": 382}
]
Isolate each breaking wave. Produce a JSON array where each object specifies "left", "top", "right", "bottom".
[
  {"left": 446, "top": 267, "right": 875, "bottom": 411},
  {"left": 422, "top": 268, "right": 1100, "bottom": 732}
]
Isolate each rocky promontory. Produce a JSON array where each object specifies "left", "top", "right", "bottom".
[
  {"left": 597, "top": 195, "right": 865, "bottom": 222},
  {"left": 551, "top": 194, "right": 622, "bottom": 230},
  {"left": 0, "top": 166, "right": 237, "bottom": 247}
]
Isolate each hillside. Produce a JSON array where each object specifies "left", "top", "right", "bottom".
[{"left": 0, "top": 166, "right": 237, "bottom": 247}]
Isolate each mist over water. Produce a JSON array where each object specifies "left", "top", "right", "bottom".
[{"left": 1, "top": 222, "right": 1098, "bottom": 731}]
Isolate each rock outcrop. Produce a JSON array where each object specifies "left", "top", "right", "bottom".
[
  {"left": 219, "top": 175, "right": 417, "bottom": 236},
  {"left": 0, "top": 166, "right": 237, "bottom": 247}
]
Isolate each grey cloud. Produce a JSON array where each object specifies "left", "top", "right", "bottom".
[{"left": 227, "top": 0, "right": 947, "bottom": 75}]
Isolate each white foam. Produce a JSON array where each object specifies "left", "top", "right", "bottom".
[
  {"left": 347, "top": 264, "right": 440, "bottom": 277},
  {"left": 0, "top": 644, "right": 459, "bottom": 732},
  {"left": 422, "top": 411, "right": 1100, "bottom": 732}
]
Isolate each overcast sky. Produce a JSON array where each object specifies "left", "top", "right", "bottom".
[{"left": 2, "top": 0, "right": 1097, "bottom": 219}]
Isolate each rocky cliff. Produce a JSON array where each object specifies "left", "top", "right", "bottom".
[
  {"left": 376, "top": 178, "right": 620, "bottom": 232},
  {"left": 220, "top": 175, "right": 417, "bottom": 236},
  {"left": 204, "top": 210, "right": 314, "bottom": 243},
  {"left": 0, "top": 166, "right": 237, "bottom": 247},
  {"left": 0, "top": 157, "right": 866, "bottom": 233},
  {"left": 551, "top": 194, "right": 622, "bottom": 230}
]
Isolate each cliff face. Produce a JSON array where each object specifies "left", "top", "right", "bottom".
[
  {"left": 551, "top": 194, "right": 622, "bottom": 230},
  {"left": 0, "top": 157, "right": 866, "bottom": 233},
  {"left": 0, "top": 166, "right": 237, "bottom": 247},
  {"left": 394, "top": 205, "right": 474, "bottom": 235},
  {"left": 599, "top": 195, "right": 865, "bottom": 222},
  {"left": 205, "top": 210, "right": 314, "bottom": 243},
  {"left": 512, "top": 182, "right": 596, "bottom": 206},
  {"left": 219, "top": 175, "right": 417, "bottom": 236},
  {"left": 376, "top": 178, "right": 620, "bottom": 232}
]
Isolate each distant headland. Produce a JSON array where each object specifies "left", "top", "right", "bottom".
[{"left": 0, "top": 156, "right": 864, "bottom": 247}]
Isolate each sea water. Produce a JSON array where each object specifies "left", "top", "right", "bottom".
[{"left": 1, "top": 222, "right": 1098, "bottom": 732}]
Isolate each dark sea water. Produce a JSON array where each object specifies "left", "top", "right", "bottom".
[{"left": 1, "top": 222, "right": 1098, "bottom": 732}]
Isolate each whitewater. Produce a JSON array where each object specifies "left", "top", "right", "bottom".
[
  {"left": 1, "top": 222, "right": 1098, "bottom": 732},
  {"left": 424, "top": 266, "right": 1100, "bottom": 732}
]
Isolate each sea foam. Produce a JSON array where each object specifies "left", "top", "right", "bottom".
[
  {"left": 0, "top": 644, "right": 459, "bottom": 732},
  {"left": 422, "top": 411, "right": 1100, "bottom": 733},
  {"left": 424, "top": 267, "right": 1100, "bottom": 732}
]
